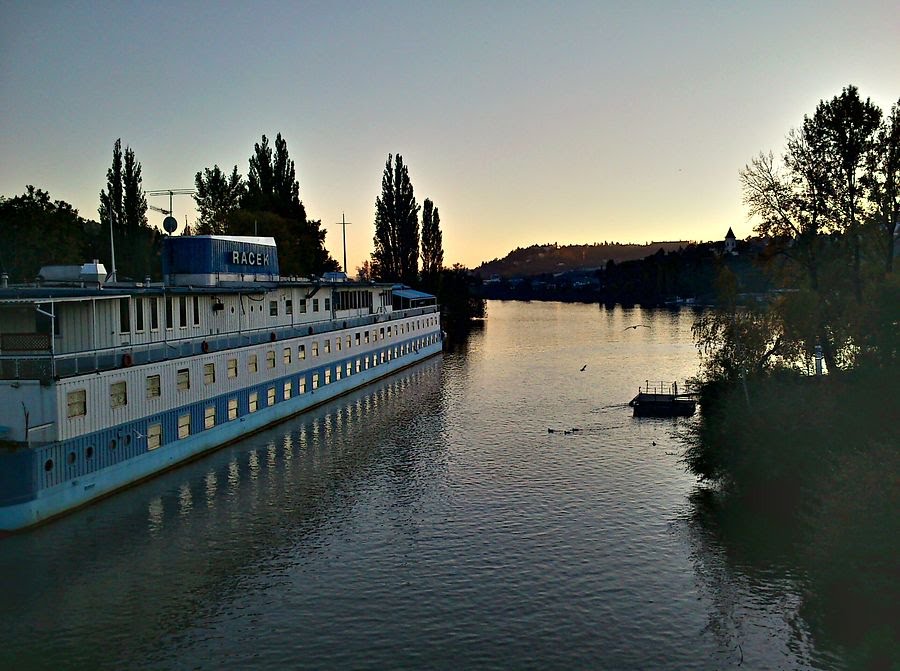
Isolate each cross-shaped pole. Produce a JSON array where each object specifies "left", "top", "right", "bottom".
[{"left": 334, "top": 213, "right": 352, "bottom": 273}]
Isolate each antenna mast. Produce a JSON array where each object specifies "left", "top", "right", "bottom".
[{"left": 333, "top": 213, "right": 352, "bottom": 273}]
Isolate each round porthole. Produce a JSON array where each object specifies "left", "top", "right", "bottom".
[
  {"left": 109, "top": 439, "right": 117, "bottom": 450},
  {"left": 86, "top": 446, "right": 94, "bottom": 459},
  {"left": 68, "top": 452, "right": 76, "bottom": 465},
  {"left": 124, "top": 434, "right": 132, "bottom": 446},
  {"left": 44, "top": 459, "right": 54, "bottom": 472}
]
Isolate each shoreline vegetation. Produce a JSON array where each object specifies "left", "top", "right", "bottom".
[{"left": 684, "top": 85, "right": 899, "bottom": 669}]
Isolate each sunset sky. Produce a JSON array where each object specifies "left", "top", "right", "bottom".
[{"left": 1, "top": 1, "right": 897, "bottom": 273}]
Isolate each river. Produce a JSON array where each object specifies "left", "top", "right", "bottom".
[{"left": 0, "top": 301, "right": 847, "bottom": 669}]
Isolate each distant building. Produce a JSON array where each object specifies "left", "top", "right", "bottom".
[{"left": 724, "top": 227, "right": 737, "bottom": 254}]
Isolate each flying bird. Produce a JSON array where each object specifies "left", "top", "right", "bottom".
[
  {"left": 580, "top": 364, "right": 587, "bottom": 371},
  {"left": 623, "top": 324, "right": 650, "bottom": 330}
]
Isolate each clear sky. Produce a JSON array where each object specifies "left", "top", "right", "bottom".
[{"left": 1, "top": 1, "right": 897, "bottom": 273}]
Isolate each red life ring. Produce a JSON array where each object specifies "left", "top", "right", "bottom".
[
  {"left": 270, "top": 332, "right": 277, "bottom": 342},
  {"left": 201, "top": 340, "right": 210, "bottom": 353},
  {"left": 122, "top": 353, "right": 133, "bottom": 367}
]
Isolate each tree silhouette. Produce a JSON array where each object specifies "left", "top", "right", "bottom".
[
  {"left": 421, "top": 198, "right": 444, "bottom": 279},
  {"left": 194, "top": 165, "right": 245, "bottom": 235},
  {"left": 373, "top": 153, "right": 419, "bottom": 284}
]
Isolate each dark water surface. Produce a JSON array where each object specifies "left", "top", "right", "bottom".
[{"left": 0, "top": 302, "right": 846, "bottom": 669}]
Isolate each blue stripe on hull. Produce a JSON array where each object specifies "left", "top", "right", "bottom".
[{"left": 0, "top": 341, "right": 442, "bottom": 532}]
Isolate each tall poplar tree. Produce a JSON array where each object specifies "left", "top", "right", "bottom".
[
  {"left": 372, "top": 153, "right": 419, "bottom": 284},
  {"left": 421, "top": 198, "right": 444, "bottom": 278},
  {"left": 99, "top": 139, "right": 153, "bottom": 279},
  {"left": 238, "top": 133, "right": 336, "bottom": 276}
]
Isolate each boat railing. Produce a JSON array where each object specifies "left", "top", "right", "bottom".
[{"left": 0, "top": 304, "right": 439, "bottom": 381}]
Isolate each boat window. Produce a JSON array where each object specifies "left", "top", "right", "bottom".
[
  {"left": 299, "top": 299, "right": 307, "bottom": 314},
  {"left": 228, "top": 398, "right": 238, "bottom": 420},
  {"left": 324, "top": 298, "right": 330, "bottom": 312},
  {"left": 324, "top": 340, "right": 331, "bottom": 354},
  {"left": 147, "top": 423, "right": 162, "bottom": 450},
  {"left": 193, "top": 296, "right": 200, "bottom": 326},
  {"left": 204, "top": 363, "right": 215, "bottom": 385},
  {"left": 135, "top": 297, "right": 145, "bottom": 332},
  {"left": 177, "top": 368, "right": 190, "bottom": 391},
  {"left": 165, "top": 297, "right": 174, "bottom": 329},
  {"left": 178, "top": 297, "right": 187, "bottom": 328},
  {"left": 312, "top": 341, "right": 319, "bottom": 357},
  {"left": 66, "top": 389, "right": 86, "bottom": 418},
  {"left": 313, "top": 298, "right": 319, "bottom": 312},
  {"left": 267, "top": 387, "right": 276, "bottom": 405},
  {"left": 249, "top": 392, "right": 258, "bottom": 412},
  {"left": 227, "top": 358, "right": 238, "bottom": 378},
  {"left": 284, "top": 381, "right": 292, "bottom": 399},
  {"left": 266, "top": 350, "right": 275, "bottom": 368},
  {"left": 299, "top": 376, "right": 307, "bottom": 394},
  {"left": 286, "top": 299, "right": 293, "bottom": 315},
  {"left": 270, "top": 300, "right": 278, "bottom": 317},
  {"left": 312, "top": 373, "right": 319, "bottom": 389},
  {"left": 119, "top": 298, "right": 130, "bottom": 334},
  {"left": 177, "top": 414, "right": 191, "bottom": 439},
  {"left": 298, "top": 344, "right": 306, "bottom": 360},
  {"left": 150, "top": 297, "right": 159, "bottom": 330},
  {"left": 204, "top": 405, "right": 215, "bottom": 429},
  {"left": 146, "top": 374, "right": 161, "bottom": 398},
  {"left": 283, "top": 347, "right": 291, "bottom": 365},
  {"left": 248, "top": 354, "right": 258, "bottom": 374},
  {"left": 324, "top": 369, "right": 331, "bottom": 385},
  {"left": 110, "top": 381, "right": 127, "bottom": 408}
]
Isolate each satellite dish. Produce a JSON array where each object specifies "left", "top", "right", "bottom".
[{"left": 162, "top": 216, "right": 178, "bottom": 234}]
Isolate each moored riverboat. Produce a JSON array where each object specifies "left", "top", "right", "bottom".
[{"left": 0, "top": 235, "right": 442, "bottom": 532}]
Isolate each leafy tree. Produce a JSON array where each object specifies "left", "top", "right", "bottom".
[
  {"left": 238, "top": 133, "right": 337, "bottom": 276},
  {"left": 0, "top": 186, "right": 97, "bottom": 281},
  {"left": 98, "top": 139, "right": 156, "bottom": 279},
  {"left": 373, "top": 153, "right": 419, "bottom": 284},
  {"left": 194, "top": 165, "right": 245, "bottom": 235},
  {"left": 815, "top": 85, "right": 882, "bottom": 300},
  {"left": 421, "top": 198, "right": 444, "bottom": 279},
  {"left": 864, "top": 97, "right": 900, "bottom": 274}
]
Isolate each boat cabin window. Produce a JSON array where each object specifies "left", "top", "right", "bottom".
[
  {"left": 312, "top": 299, "right": 319, "bottom": 312},
  {"left": 150, "top": 297, "right": 159, "bottom": 330},
  {"left": 270, "top": 300, "right": 278, "bottom": 317},
  {"left": 119, "top": 299, "right": 130, "bottom": 334},
  {"left": 249, "top": 392, "right": 258, "bottom": 412},
  {"left": 110, "top": 381, "right": 127, "bottom": 408},
  {"left": 266, "top": 350, "right": 276, "bottom": 369},
  {"left": 165, "top": 298, "right": 173, "bottom": 330},
  {"left": 227, "top": 358, "right": 238, "bottom": 378},
  {"left": 135, "top": 297, "right": 145, "bottom": 332},
  {"left": 204, "top": 406, "right": 215, "bottom": 429},
  {"left": 248, "top": 354, "right": 258, "bottom": 374},
  {"left": 178, "top": 297, "right": 187, "bottom": 328},
  {"left": 177, "top": 368, "right": 190, "bottom": 391},
  {"left": 299, "top": 299, "right": 307, "bottom": 314},
  {"left": 146, "top": 374, "right": 161, "bottom": 399},
  {"left": 147, "top": 423, "right": 162, "bottom": 450},
  {"left": 204, "top": 363, "right": 215, "bottom": 385},
  {"left": 66, "top": 389, "right": 86, "bottom": 418},
  {"left": 177, "top": 414, "right": 191, "bottom": 439},
  {"left": 228, "top": 398, "right": 238, "bottom": 420}
]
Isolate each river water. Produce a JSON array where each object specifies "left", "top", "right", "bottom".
[{"left": 0, "top": 301, "right": 847, "bottom": 670}]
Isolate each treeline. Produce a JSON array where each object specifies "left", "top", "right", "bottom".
[
  {"left": 476, "top": 240, "right": 689, "bottom": 278},
  {"left": 684, "top": 85, "right": 898, "bottom": 667},
  {"left": 477, "top": 239, "right": 769, "bottom": 306},
  {"left": 1, "top": 140, "right": 484, "bottom": 327}
]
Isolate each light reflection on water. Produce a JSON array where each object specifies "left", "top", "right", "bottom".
[{"left": 0, "top": 302, "right": 841, "bottom": 670}]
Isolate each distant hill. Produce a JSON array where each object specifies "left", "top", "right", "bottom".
[{"left": 475, "top": 241, "right": 691, "bottom": 278}]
